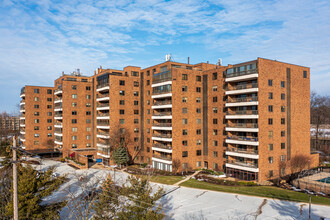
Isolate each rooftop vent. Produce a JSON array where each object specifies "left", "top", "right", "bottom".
[{"left": 165, "top": 54, "right": 172, "bottom": 62}]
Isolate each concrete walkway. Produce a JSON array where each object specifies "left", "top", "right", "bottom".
[{"left": 173, "top": 170, "right": 201, "bottom": 186}]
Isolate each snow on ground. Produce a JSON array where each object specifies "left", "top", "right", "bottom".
[{"left": 35, "top": 159, "right": 330, "bottom": 220}]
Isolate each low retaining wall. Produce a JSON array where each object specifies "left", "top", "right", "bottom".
[{"left": 292, "top": 172, "right": 329, "bottom": 194}]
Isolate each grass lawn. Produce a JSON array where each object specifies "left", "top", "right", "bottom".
[
  {"left": 148, "top": 175, "right": 185, "bottom": 185},
  {"left": 180, "top": 179, "right": 330, "bottom": 206}
]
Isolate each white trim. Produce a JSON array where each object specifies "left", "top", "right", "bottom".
[
  {"left": 152, "top": 157, "right": 172, "bottom": 164},
  {"left": 225, "top": 151, "right": 259, "bottom": 159},
  {"left": 151, "top": 81, "right": 172, "bottom": 88},
  {"left": 20, "top": 109, "right": 25, "bottom": 113},
  {"left": 225, "top": 115, "right": 259, "bottom": 119},
  {"left": 225, "top": 88, "right": 258, "bottom": 95},
  {"left": 20, "top": 138, "right": 25, "bottom": 142},
  {"left": 54, "top": 108, "right": 63, "bottom": 112},
  {"left": 152, "top": 93, "right": 172, "bottom": 99},
  {"left": 54, "top": 140, "right": 63, "bottom": 145},
  {"left": 152, "top": 147, "right": 172, "bottom": 153},
  {"left": 225, "top": 127, "right": 259, "bottom": 132},
  {"left": 54, "top": 124, "right": 63, "bottom": 128},
  {"left": 96, "top": 86, "right": 109, "bottom": 92},
  {"left": 20, "top": 117, "right": 25, "bottom": 120},
  {"left": 225, "top": 73, "right": 258, "bottom": 82},
  {"left": 96, "top": 97, "right": 110, "bottom": 102},
  {"left": 96, "top": 106, "right": 110, "bottom": 111},
  {"left": 152, "top": 115, "right": 172, "bottom": 120},
  {"left": 225, "top": 101, "right": 258, "bottom": 107},
  {"left": 54, "top": 116, "right": 63, "bottom": 120},
  {"left": 54, "top": 99, "right": 62, "bottom": 103},
  {"left": 54, "top": 132, "right": 63, "bottom": 137},
  {"left": 20, "top": 131, "right": 25, "bottom": 134},
  {"left": 97, "top": 152, "right": 110, "bottom": 158},
  {"left": 96, "top": 116, "right": 110, "bottom": 120},
  {"left": 226, "top": 139, "right": 259, "bottom": 146},
  {"left": 20, "top": 102, "right": 25, "bottom": 105},
  {"left": 152, "top": 137, "right": 172, "bottom": 142},
  {"left": 152, "top": 104, "right": 172, "bottom": 109},
  {"left": 54, "top": 90, "right": 63, "bottom": 95},
  {"left": 21, "top": 146, "right": 26, "bottom": 149},
  {"left": 151, "top": 126, "right": 172, "bottom": 131},
  {"left": 97, "top": 125, "right": 110, "bottom": 129},
  {"left": 20, "top": 124, "right": 25, "bottom": 127},
  {"left": 97, "top": 143, "right": 110, "bottom": 148},
  {"left": 97, "top": 134, "right": 110, "bottom": 139},
  {"left": 20, "top": 94, "right": 25, "bottom": 98},
  {"left": 226, "top": 163, "right": 259, "bottom": 173}
]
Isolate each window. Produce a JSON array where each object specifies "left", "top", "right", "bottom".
[
  {"left": 268, "top": 105, "right": 273, "bottom": 112},
  {"left": 196, "top": 139, "right": 201, "bottom": 145},
  {"left": 34, "top": 97, "right": 39, "bottom": 101},
  {"left": 196, "top": 76, "right": 201, "bottom": 82},
  {"left": 213, "top": 119, "right": 218, "bottom": 124},
  {"left": 182, "top": 97, "right": 187, "bottom": 103},
  {"left": 147, "top": 90, "right": 150, "bottom": 95},
  {"left": 281, "top": 155, "right": 286, "bottom": 161},
  {"left": 146, "top": 80, "right": 150, "bottom": 85},
  {"left": 281, "top": 93, "right": 285, "bottom": 100},
  {"left": 34, "top": 105, "right": 39, "bottom": 109},
  {"left": 47, "top": 126, "right": 52, "bottom": 130},
  {"left": 86, "top": 127, "right": 91, "bottom": 132},
  {"left": 86, "top": 86, "right": 91, "bottom": 90},
  {"left": 86, "top": 119, "right": 91, "bottom": 123},
  {"left": 134, "top": 137, "right": 139, "bottom": 142},
  {"left": 72, "top": 111, "right": 77, "bottom": 115},
  {"left": 303, "top": 70, "right": 307, "bottom": 78},
  {"left": 86, "top": 95, "right": 91, "bottom": 99},
  {"left": 281, "top": 81, "right": 285, "bottom": 88},
  {"left": 213, "top": 96, "right": 218, "bottom": 102},
  {"left": 134, "top": 110, "right": 139, "bottom": 115},
  {"left": 268, "top": 92, "right": 273, "bottom": 99},
  {"left": 212, "top": 86, "right": 217, "bottom": 92},
  {"left": 47, "top": 119, "right": 52, "bottom": 123},
  {"left": 182, "top": 119, "right": 188, "bottom": 125},
  {"left": 34, "top": 89, "right": 39, "bottom": 93},
  {"left": 134, "top": 100, "right": 139, "bottom": 105},
  {"left": 182, "top": 108, "right": 188, "bottom": 113},
  {"left": 119, "top": 80, "right": 125, "bottom": 85},
  {"left": 47, "top": 89, "right": 52, "bottom": 94},
  {"left": 196, "top": 161, "right": 201, "bottom": 167},
  {"left": 268, "top": 118, "right": 273, "bottom": 125},
  {"left": 86, "top": 143, "right": 91, "bottom": 147},
  {"left": 213, "top": 129, "right": 218, "bottom": 135},
  {"left": 196, "top": 98, "right": 201, "bottom": 103},
  {"left": 72, "top": 102, "right": 77, "bottom": 107},
  {"left": 268, "top": 156, "right": 273, "bottom": 164},
  {"left": 72, "top": 136, "right": 77, "bottom": 140},
  {"left": 72, "top": 144, "right": 77, "bottom": 148},
  {"left": 147, "top": 109, "right": 150, "bottom": 114},
  {"left": 119, "top": 90, "right": 125, "bottom": 96},
  {"left": 86, "top": 111, "right": 91, "bottom": 115},
  {"left": 134, "top": 128, "right": 139, "bottom": 133},
  {"left": 134, "top": 91, "right": 139, "bottom": 96},
  {"left": 182, "top": 140, "right": 188, "bottom": 146},
  {"left": 281, "top": 131, "right": 285, "bottom": 137},
  {"left": 196, "top": 87, "right": 201, "bottom": 93},
  {"left": 213, "top": 151, "right": 218, "bottom": 157},
  {"left": 196, "top": 150, "right": 202, "bottom": 156},
  {"left": 269, "top": 131, "right": 273, "bottom": 138},
  {"left": 212, "top": 72, "right": 217, "bottom": 80},
  {"left": 213, "top": 107, "right": 218, "bottom": 113},
  {"left": 196, "top": 119, "right": 201, "bottom": 124},
  {"left": 134, "top": 119, "right": 139, "bottom": 124},
  {"left": 281, "top": 118, "right": 285, "bottom": 125},
  {"left": 281, "top": 168, "right": 285, "bottom": 176},
  {"left": 269, "top": 144, "right": 273, "bottom": 151},
  {"left": 196, "top": 129, "right": 201, "bottom": 135},
  {"left": 281, "top": 143, "right": 285, "bottom": 149},
  {"left": 134, "top": 81, "right": 139, "bottom": 87},
  {"left": 34, "top": 126, "right": 39, "bottom": 130},
  {"left": 34, "top": 141, "right": 39, "bottom": 145},
  {"left": 72, "top": 119, "right": 77, "bottom": 124},
  {"left": 47, "top": 105, "right": 52, "bottom": 109},
  {"left": 47, "top": 98, "right": 52, "bottom": 102},
  {"left": 147, "top": 70, "right": 150, "bottom": 76},
  {"left": 120, "top": 110, "right": 125, "bottom": 115},
  {"left": 119, "top": 119, "right": 125, "bottom": 124},
  {"left": 213, "top": 140, "right": 218, "bottom": 146},
  {"left": 72, "top": 85, "right": 77, "bottom": 90},
  {"left": 269, "top": 170, "right": 273, "bottom": 177},
  {"left": 182, "top": 86, "right": 187, "bottom": 92},
  {"left": 182, "top": 151, "right": 188, "bottom": 157},
  {"left": 182, "top": 74, "right": 188, "bottom": 80},
  {"left": 281, "top": 106, "right": 285, "bottom": 112},
  {"left": 34, "top": 112, "right": 39, "bottom": 116},
  {"left": 147, "top": 119, "right": 150, "bottom": 124},
  {"left": 47, "top": 112, "right": 52, "bottom": 116},
  {"left": 86, "top": 135, "right": 91, "bottom": 140},
  {"left": 72, "top": 127, "right": 77, "bottom": 132},
  {"left": 182, "top": 129, "right": 188, "bottom": 135},
  {"left": 147, "top": 100, "right": 150, "bottom": 105},
  {"left": 47, "top": 133, "right": 52, "bottom": 137},
  {"left": 213, "top": 163, "right": 218, "bottom": 170},
  {"left": 268, "top": 80, "right": 273, "bottom": 86},
  {"left": 196, "top": 108, "right": 201, "bottom": 113},
  {"left": 131, "top": 71, "right": 139, "bottom": 77},
  {"left": 120, "top": 100, "right": 125, "bottom": 105}
]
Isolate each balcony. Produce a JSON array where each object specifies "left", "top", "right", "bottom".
[
  {"left": 54, "top": 129, "right": 63, "bottom": 136},
  {"left": 54, "top": 113, "right": 63, "bottom": 120},
  {"left": 152, "top": 143, "right": 172, "bottom": 153},
  {"left": 226, "top": 148, "right": 259, "bottom": 159},
  {"left": 21, "top": 145, "right": 26, "bottom": 149},
  {"left": 152, "top": 70, "right": 172, "bottom": 86},
  {"left": 96, "top": 103, "right": 110, "bottom": 111},
  {"left": 20, "top": 91, "right": 25, "bottom": 98},
  {"left": 152, "top": 123, "right": 172, "bottom": 131},
  {"left": 20, "top": 124, "right": 25, "bottom": 127},
  {"left": 20, "top": 100, "right": 25, "bottom": 105},
  {"left": 97, "top": 141, "right": 110, "bottom": 148},
  {"left": 225, "top": 123, "right": 258, "bottom": 132},
  {"left": 97, "top": 122, "right": 110, "bottom": 129},
  {"left": 54, "top": 122, "right": 63, "bottom": 128},
  {"left": 20, "top": 130, "right": 25, "bottom": 135},
  {"left": 96, "top": 93, "right": 110, "bottom": 102},
  {"left": 226, "top": 160, "right": 259, "bottom": 172},
  {"left": 54, "top": 97, "right": 62, "bottom": 103},
  {"left": 152, "top": 88, "right": 172, "bottom": 99},
  {"left": 54, "top": 140, "right": 63, "bottom": 145},
  {"left": 152, "top": 100, "right": 172, "bottom": 109},
  {"left": 152, "top": 133, "right": 172, "bottom": 142},
  {"left": 225, "top": 83, "right": 258, "bottom": 95},
  {"left": 226, "top": 110, "right": 258, "bottom": 119},
  {"left": 96, "top": 83, "right": 109, "bottom": 92},
  {"left": 226, "top": 136, "right": 259, "bottom": 146},
  {"left": 152, "top": 112, "right": 172, "bottom": 120},
  {"left": 20, "top": 107, "right": 25, "bottom": 113},
  {"left": 97, "top": 152, "right": 110, "bottom": 158},
  {"left": 97, "top": 112, "right": 110, "bottom": 120},
  {"left": 54, "top": 88, "right": 62, "bottom": 95},
  {"left": 97, "top": 131, "right": 110, "bottom": 139},
  {"left": 54, "top": 105, "right": 63, "bottom": 112},
  {"left": 225, "top": 68, "right": 258, "bottom": 83},
  {"left": 226, "top": 96, "right": 258, "bottom": 107}
]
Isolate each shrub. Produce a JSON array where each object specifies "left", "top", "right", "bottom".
[{"left": 60, "top": 158, "right": 66, "bottom": 163}]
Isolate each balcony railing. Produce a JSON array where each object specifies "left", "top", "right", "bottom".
[
  {"left": 54, "top": 88, "right": 62, "bottom": 93},
  {"left": 54, "top": 97, "right": 62, "bottom": 102},
  {"left": 54, "top": 122, "right": 62, "bottom": 126},
  {"left": 97, "top": 140, "right": 110, "bottom": 146},
  {"left": 226, "top": 159, "right": 258, "bottom": 168},
  {"left": 97, "top": 113, "right": 110, "bottom": 117},
  {"left": 54, "top": 105, "right": 63, "bottom": 109},
  {"left": 152, "top": 70, "right": 172, "bottom": 84},
  {"left": 227, "top": 136, "right": 258, "bottom": 142},
  {"left": 97, "top": 122, "right": 110, "bottom": 126},
  {"left": 152, "top": 112, "right": 172, "bottom": 116},
  {"left": 152, "top": 88, "right": 172, "bottom": 95},
  {"left": 54, "top": 113, "right": 63, "bottom": 117},
  {"left": 152, "top": 143, "right": 172, "bottom": 150},
  {"left": 226, "top": 68, "right": 258, "bottom": 78},
  {"left": 20, "top": 100, "right": 25, "bottom": 104},
  {"left": 97, "top": 131, "right": 110, "bottom": 136},
  {"left": 153, "top": 100, "right": 172, "bottom": 106},
  {"left": 96, "top": 93, "right": 109, "bottom": 98},
  {"left": 20, "top": 106, "right": 25, "bottom": 110},
  {"left": 97, "top": 83, "right": 109, "bottom": 89},
  {"left": 226, "top": 83, "right": 258, "bottom": 91},
  {"left": 227, "top": 97, "right": 258, "bottom": 103},
  {"left": 152, "top": 123, "right": 172, "bottom": 127},
  {"left": 55, "top": 137, "right": 63, "bottom": 142},
  {"left": 226, "top": 147, "right": 258, "bottom": 155},
  {"left": 226, "top": 123, "right": 258, "bottom": 128},
  {"left": 152, "top": 133, "right": 172, "bottom": 138},
  {"left": 97, "top": 103, "right": 109, "bottom": 108},
  {"left": 226, "top": 110, "right": 258, "bottom": 115},
  {"left": 152, "top": 154, "right": 172, "bottom": 161},
  {"left": 54, "top": 129, "right": 63, "bottom": 133}
]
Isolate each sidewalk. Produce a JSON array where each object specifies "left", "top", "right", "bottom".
[{"left": 173, "top": 170, "right": 201, "bottom": 186}]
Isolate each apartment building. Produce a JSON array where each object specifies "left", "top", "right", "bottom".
[
  {"left": 19, "top": 57, "right": 318, "bottom": 182},
  {"left": 0, "top": 115, "right": 19, "bottom": 132}
]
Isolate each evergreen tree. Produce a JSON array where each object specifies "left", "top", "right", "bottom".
[
  {"left": 5, "top": 164, "right": 66, "bottom": 219},
  {"left": 111, "top": 146, "right": 129, "bottom": 166}
]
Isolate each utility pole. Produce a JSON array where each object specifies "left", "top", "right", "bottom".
[
  {"left": 12, "top": 136, "right": 19, "bottom": 220},
  {"left": 309, "top": 195, "right": 311, "bottom": 220}
]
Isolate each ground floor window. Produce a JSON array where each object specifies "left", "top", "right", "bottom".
[
  {"left": 153, "top": 161, "right": 172, "bottom": 172},
  {"left": 226, "top": 168, "right": 258, "bottom": 181}
]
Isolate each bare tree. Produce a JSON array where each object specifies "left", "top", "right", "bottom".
[
  {"left": 290, "top": 155, "right": 311, "bottom": 174},
  {"left": 172, "top": 159, "right": 181, "bottom": 174}
]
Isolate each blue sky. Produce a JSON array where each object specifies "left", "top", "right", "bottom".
[{"left": 0, "top": 0, "right": 329, "bottom": 113}]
